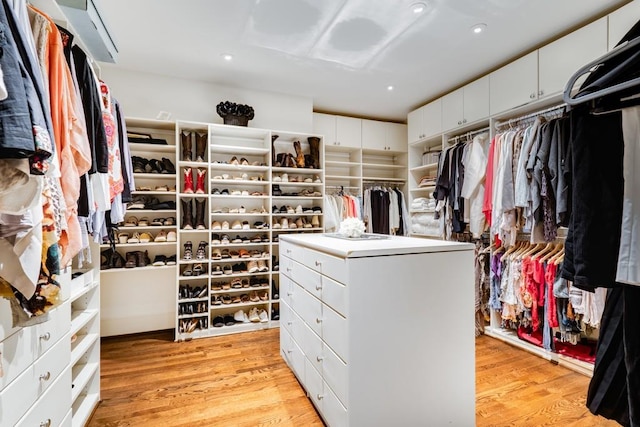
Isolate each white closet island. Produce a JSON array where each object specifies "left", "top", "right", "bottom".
[{"left": 279, "top": 233, "right": 475, "bottom": 427}]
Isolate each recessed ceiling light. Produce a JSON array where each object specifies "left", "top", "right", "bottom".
[
  {"left": 471, "top": 23, "right": 487, "bottom": 34},
  {"left": 411, "top": 2, "right": 427, "bottom": 14},
  {"left": 387, "top": 85, "right": 394, "bottom": 91},
  {"left": 221, "top": 53, "right": 233, "bottom": 61}
]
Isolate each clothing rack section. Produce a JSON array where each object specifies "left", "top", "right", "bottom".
[
  {"left": 446, "top": 126, "right": 491, "bottom": 145},
  {"left": 362, "top": 185, "right": 409, "bottom": 236},
  {"left": 494, "top": 104, "right": 567, "bottom": 131}
]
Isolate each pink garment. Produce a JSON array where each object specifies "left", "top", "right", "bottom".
[
  {"left": 545, "top": 263, "right": 559, "bottom": 328},
  {"left": 482, "top": 136, "right": 496, "bottom": 226},
  {"left": 100, "top": 81, "right": 124, "bottom": 202}
]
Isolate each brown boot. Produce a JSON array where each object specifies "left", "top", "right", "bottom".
[
  {"left": 293, "top": 140, "right": 305, "bottom": 168},
  {"left": 125, "top": 251, "right": 137, "bottom": 268},
  {"left": 285, "top": 153, "right": 297, "bottom": 168},
  {"left": 308, "top": 137, "right": 320, "bottom": 169},
  {"left": 136, "top": 250, "right": 150, "bottom": 267},
  {"left": 182, "top": 199, "right": 193, "bottom": 230},
  {"left": 271, "top": 134, "right": 279, "bottom": 166},
  {"left": 181, "top": 131, "right": 192, "bottom": 161},
  {"left": 194, "top": 198, "right": 206, "bottom": 230},
  {"left": 195, "top": 132, "right": 207, "bottom": 162}
]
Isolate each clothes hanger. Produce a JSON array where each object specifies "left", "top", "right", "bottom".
[
  {"left": 531, "top": 242, "right": 554, "bottom": 261},
  {"left": 540, "top": 243, "right": 563, "bottom": 263},
  {"left": 563, "top": 33, "right": 640, "bottom": 108}
]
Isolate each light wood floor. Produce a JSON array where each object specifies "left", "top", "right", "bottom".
[{"left": 89, "top": 329, "right": 618, "bottom": 427}]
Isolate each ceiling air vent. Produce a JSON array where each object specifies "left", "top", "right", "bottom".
[{"left": 55, "top": 0, "right": 118, "bottom": 63}]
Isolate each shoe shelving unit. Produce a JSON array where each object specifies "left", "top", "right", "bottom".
[
  {"left": 174, "top": 122, "right": 324, "bottom": 341},
  {"left": 100, "top": 118, "right": 178, "bottom": 336}
]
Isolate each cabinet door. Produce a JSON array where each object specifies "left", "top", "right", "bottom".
[
  {"left": 422, "top": 99, "right": 442, "bottom": 139},
  {"left": 385, "top": 122, "right": 407, "bottom": 152},
  {"left": 407, "top": 107, "right": 424, "bottom": 143},
  {"left": 539, "top": 18, "right": 607, "bottom": 98},
  {"left": 361, "top": 119, "right": 386, "bottom": 151},
  {"left": 441, "top": 88, "right": 464, "bottom": 132},
  {"left": 609, "top": 1, "right": 640, "bottom": 50},
  {"left": 312, "top": 113, "right": 336, "bottom": 145},
  {"left": 463, "top": 76, "right": 489, "bottom": 124},
  {"left": 490, "top": 51, "right": 538, "bottom": 115},
  {"left": 335, "top": 116, "right": 362, "bottom": 149}
]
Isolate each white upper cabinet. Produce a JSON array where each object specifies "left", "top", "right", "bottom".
[
  {"left": 490, "top": 51, "right": 539, "bottom": 115},
  {"left": 362, "top": 120, "right": 407, "bottom": 152},
  {"left": 408, "top": 99, "right": 442, "bottom": 143},
  {"left": 361, "top": 119, "right": 386, "bottom": 151},
  {"left": 385, "top": 122, "right": 407, "bottom": 152},
  {"left": 313, "top": 113, "right": 362, "bottom": 149},
  {"left": 442, "top": 76, "right": 489, "bottom": 132},
  {"left": 608, "top": 0, "right": 640, "bottom": 50},
  {"left": 539, "top": 17, "right": 607, "bottom": 98}
]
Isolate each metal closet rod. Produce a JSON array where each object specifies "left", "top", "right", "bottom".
[
  {"left": 494, "top": 103, "right": 566, "bottom": 130},
  {"left": 363, "top": 180, "right": 405, "bottom": 187},
  {"left": 447, "top": 126, "right": 491, "bottom": 144},
  {"left": 326, "top": 185, "right": 360, "bottom": 189}
]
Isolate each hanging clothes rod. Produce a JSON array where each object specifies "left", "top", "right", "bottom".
[
  {"left": 494, "top": 104, "right": 566, "bottom": 130},
  {"left": 326, "top": 185, "right": 360, "bottom": 189},
  {"left": 362, "top": 180, "right": 405, "bottom": 188},
  {"left": 446, "top": 126, "right": 490, "bottom": 144}
]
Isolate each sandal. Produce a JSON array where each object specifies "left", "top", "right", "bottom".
[
  {"left": 124, "top": 216, "right": 138, "bottom": 227},
  {"left": 164, "top": 217, "right": 175, "bottom": 226},
  {"left": 138, "top": 217, "right": 150, "bottom": 227},
  {"left": 151, "top": 217, "right": 165, "bottom": 226}
]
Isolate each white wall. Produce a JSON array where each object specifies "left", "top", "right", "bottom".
[{"left": 100, "top": 65, "right": 314, "bottom": 133}]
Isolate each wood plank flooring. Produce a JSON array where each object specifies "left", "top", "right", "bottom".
[{"left": 89, "top": 329, "right": 618, "bottom": 426}]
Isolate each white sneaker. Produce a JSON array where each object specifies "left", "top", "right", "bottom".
[
  {"left": 249, "top": 307, "right": 260, "bottom": 322},
  {"left": 258, "top": 309, "right": 269, "bottom": 323},
  {"left": 281, "top": 173, "right": 289, "bottom": 182},
  {"left": 234, "top": 310, "right": 249, "bottom": 323},
  {"left": 167, "top": 231, "right": 177, "bottom": 242},
  {"left": 295, "top": 205, "right": 303, "bottom": 214}
]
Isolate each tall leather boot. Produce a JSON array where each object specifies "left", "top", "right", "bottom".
[
  {"left": 182, "top": 199, "right": 193, "bottom": 230},
  {"left": 308, "top": 137, "right": 320, "bottom": 169},
  {"left": 194, "top": 198, "right": 206, "bottom": 230},
  {"left": 271, "top": 134, "right": 279, "bottom": 166},
  {"left": 293, "top": 140, "right": 305, "bottom": 168},
  {"left": 181, "top": 131, "right": 192, "bottom": 161},
  {"left": 195, "top": 168, "right": 206, "bottom": 194},
  {"left": 183, "top": 167, "right": 194, "bottom": 193},
  {"left": 195, "top": 132, "right": 207, "bottom": 162}
]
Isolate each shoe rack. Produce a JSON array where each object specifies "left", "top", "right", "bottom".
[
  {"left": 174, "top": 122, "right": 324, "bottom": 341},
  {"left": 100, "top": 117, "right": 178, "bottom": 336}
]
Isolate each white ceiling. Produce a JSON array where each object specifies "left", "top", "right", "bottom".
[{"left": 99, "top": 0, "right": 629, "bottom": 122}]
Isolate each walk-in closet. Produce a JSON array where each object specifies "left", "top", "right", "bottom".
[{"left": 1, "top": 0, "right": 639, "bottom": 426}]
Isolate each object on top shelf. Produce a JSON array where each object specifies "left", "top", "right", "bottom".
[{"left": 216, "top": 101, "right": 255, "bottom": 126}]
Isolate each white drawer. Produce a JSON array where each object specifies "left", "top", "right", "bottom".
[
  {"left": 280, "top": 255, "right": 294, "bottom": 279},
  {"left": 60, "top": 409, "right": 73, "bottom": 427},
  {"left": 280, "top": 275, "right": 294, "bottom": 305},
  {"left": 322, "top": 303, "right": 348, "bottom": 363},
  {"left": 279, "top": 240, "right": 297, "bottom": 260},
  {"left": 322, "top": 343, "right": 348, "bottom": 408},
  {"left": 302, "top": 248, "right": 347, "bottom": 285},
  {"left": 0, "top": 326, "right": 35, "bottom": 391},
  {"left": 281, "top": 327, "right": 305, "bottom": 383},
  {"left": 16, "top": 365, "right": 71, "bottom": 427},
  {"left": 305, "top": 357, "right": 323, "bottom": 412},
  {"left": 292, "top": 261, "right": 322, "bottom": 300},
  {"left": 35, "top": 301, "right": 71, "bottom": 357},
  {"left": 322, "top": 379, "right": 348, "bottom": 427},
  {"left": 299, "top": 321, "right": 323, "bottom": 375},
  {"left": 0, "top": 364, "right": 37, "bottom": 426},
  {"left": 34, "top": 332, "right": 70, "bottom": 397},
  {"left": 280, "top": 300, "right": 293, "bottom": 334},
  {"left": 322, "top": 275, "right": 348, "bottom": 318},
  {"left": 294, "top": 284, "right": 322, "bottom": 337}
]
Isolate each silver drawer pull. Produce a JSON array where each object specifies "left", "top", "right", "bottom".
[
  {"left": 287, "top": 292, "right": 293, "bottom": 296},
  {"left": 40, "top": 419, "right": 51, "bottom": 427},
  {"left": 315, "top": 285, "right": 322, "bottom": 291},
  {"left": 317, "top": 394, "right": 324, "bottom": 400},
  {"left": 314, "top": 261, "right": 321, "bottom": 267},
  {"left": 316, "top": 318, "right": 322, "bottom": 324},
  {"left": 39, "top": 371, "right": 51, "bottom": 381},
  {"left": 287, "top": 321, "right": 293, "bottom": 326},
  {"left": 317, "top": 356, "right": 324, "bottom": 362},
  {"left": 39, "top": 332, "right": 51, "bottom": 341},
  {"left": 286, "top": 249, "right": 292, "bottom": 254},
  {"left": 286, "top": 267, "right": 292, "bottom": 272},
  {"left": 287, "top": 349, "right": 293, "bottom": 354}
]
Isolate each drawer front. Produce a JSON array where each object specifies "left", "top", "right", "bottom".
[
  {"left": 34, "top": 332, "right": 70, "bottom": 397},
  {"left": 280, "top": 275, "right": 294, "bottom": 305},
  {"left": 299, "top": 321, "right": 323, "bottom": 374},
  {"left": 322, "top": 343, "right": 348, "bottom": 408},
  {"left": 280, "top": 255, "right": 294, "bottom": 279},
  {"left": 305, "top": 357, "right": 324, "bottom": 413},
  {"left": 0, "top": 326, "right": 35, "bottom": 391},
  {"left": 60, "top": 409, "right": 73, "bottom": 427},
  {"left": 302, "top": 248, "right": 347, "bottom": 285},
  {"left": 322, "top": 379, "right": 348, "bottom": 427},
  {"left": 35, "top": 301, "right": 71, "bottom": 357},
  {"left": 291, "top": 261, "right": 322, "bottom": 299},
  {"left": 16, "top": 365, "right": 71, "bottom": 427},
  {"left": 294, "top": 284, "right": 322, "bottom": 337},
  {"left": 280, "top": 328, "right": 305, "bottom": 383},
  {"left": 322, "top": 275, "right": 348, "bottom": 318},
  {"left": 279, "top": 240, "right": 297, "bottom": 260},
  {"left": 323, "top": 303, "right": 348, "bottom": 363},
  {"left": 280, "top": 300, "right": 293, "bottom": 334},
  {"left": 0, "top": 364, "right": 37, "bottom": 427}
]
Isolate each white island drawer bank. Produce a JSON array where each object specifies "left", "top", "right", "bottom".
[{"left": 279, "top": 234, "right": 475, "bottom": 427}]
